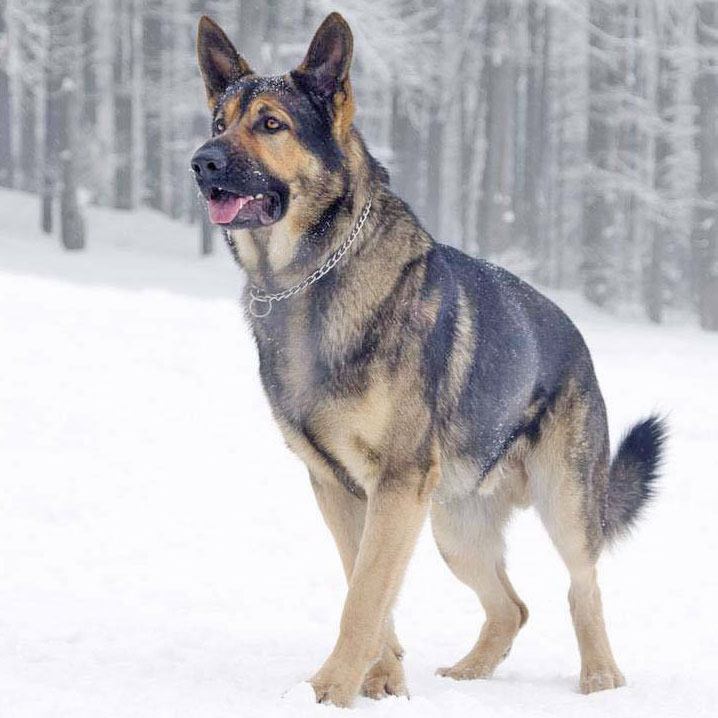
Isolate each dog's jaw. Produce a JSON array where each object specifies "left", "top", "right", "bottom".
[{"left": 206, "top": 188, "right": 283, "bottom": 228}]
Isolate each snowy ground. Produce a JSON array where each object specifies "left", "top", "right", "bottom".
[{"left": 1, "top": 187, "right": 717, "bottom": 718}]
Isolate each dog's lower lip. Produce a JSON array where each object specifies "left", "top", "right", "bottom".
[{"left": 206, "top": 189, "right": 278, "bottom": 225}]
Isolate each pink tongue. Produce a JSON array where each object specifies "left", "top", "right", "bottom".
[{"left": 208, "top": 195, "right": 245, "bottom": 224}]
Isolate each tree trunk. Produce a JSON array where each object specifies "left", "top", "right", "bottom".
[
  {"left": 554, "top": 58, "right": 566, "bottom": 289},
  {"left": 166, "top": 7, "right": 183, "bottom": 221},
  {"left": 424, "top": 107, "right": 443, "bottom": 239},
  {"left": 0, "top": 0, "right": 12, "bottom": 187},
  {"left": 19, "top": 73, "right": 38, "bottom": 191},
  {"left": 143, "top": 0, "right": 163, "bottom": 210},
  {"left": 646, "top": 8, "right": 669, "bottom": 324},
  {"left": 459, "top": 62, "right": 475, "bottom": 253},
  {"left": 537, "top": 3, "right": 553, "bottom": 284},
  {"left": 201, "top": 204, "right": 213, "bottom": 256},
  {"left": 524, "top": 0, "right": 542, "bottom": 256},
  {"left": 422, "top": 0, "right": 444, "bottom": 241},
  {"left": 114, "top": 0, "right": 136, "bottom": 209},
  {"left": 60, "top": 78, "right": 85, "bottom": 250},
  {"left": 512, "top": 8, "right": 526, "bottom": 256},
  {"left": 81, "top": 2, "right": 97, "bottom": 128},
  {"left": 391, "top": 84, "right": 422, "bottom": 219},
  {"left": 42, "top": 1, "right": 64, "bottom": 233},
  {"left": 237, "top": 0, "right": 268, "bottom": 71},
  {"left": 694, "top": 1, "right": 718, "bottom": 330},
  {"left": 583, "top": 0, "right": 618, "bottom": 307},
  {"left": 479, "top": 0, "right": 512, "bottom": 259}
]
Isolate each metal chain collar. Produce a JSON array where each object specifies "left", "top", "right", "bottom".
[{"left": 224, "top": 192, "right": 373, "bottom": 318}]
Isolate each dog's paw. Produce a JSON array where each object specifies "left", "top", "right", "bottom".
[
  {"left": 310, "top": 680, "right": 356, "bottom": 708},
  {"left": 436, "top": 642, "right": 514, "bottom": 681},
  {"left": 310, "top": 661, "right": 362, "bottom": 708},
  {"left": 361, "top": 647, "right": 408, "bottom": 700},
  {"left": 580, "top": 663, "right": 626, "bottom": 694},
  {"left": 435, "top": 660, "right": 494, "bottom": 681}
]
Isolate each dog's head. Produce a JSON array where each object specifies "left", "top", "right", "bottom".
[{"left": 191, "top": 13, "right": 354, "bottom": 232}]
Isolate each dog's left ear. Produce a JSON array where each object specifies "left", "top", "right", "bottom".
[
  {"left": 197, "top": 16, "right": 253, "bottom": 110},
  {"left": 294, "top": 13, "right": 354, "bottom": 127}
]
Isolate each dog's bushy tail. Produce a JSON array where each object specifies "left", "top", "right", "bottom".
[{"left": 603, "top": 416, "right": 667, "bottom": 543}]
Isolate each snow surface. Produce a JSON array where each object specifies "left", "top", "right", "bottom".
[{"left": 1, "top": 188, "right": 717, "bottom": 717}]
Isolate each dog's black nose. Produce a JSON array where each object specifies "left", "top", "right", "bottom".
[{"left": 190, "top": 144, "right": 228, "bottom": 181}]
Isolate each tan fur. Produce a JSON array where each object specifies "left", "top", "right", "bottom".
[
  {"left": 312, "top": 379, "right": 394, "bottom": 490},
  {"left": 331, "top": 81, "right": 354, "bottom": 142},
  {"left": 309, "top": 475, "right": 407, "bottom": 699},
  {"left": 443, "top": 286, "right": 475, "bottom": 409},
  {"left": 221, "top": 96, "right": 240, "bottom": 126},
  {"left": 230, "top": 229, "right": 260, "bottom": 272},
  {"left": 236, "top": 95, "right": 317, "bottom": 185},
  {"left": 265, "top": 217, "right": 304, "bottom": 274},
  {"left": 524, "top": 388, "right": 625, "bottom": 693},
  {"left": 432, "top": 459, "right": 529, "bottom": 680},
  {"left": 311, "top": 457, "right": 438, "bottom": 706}
]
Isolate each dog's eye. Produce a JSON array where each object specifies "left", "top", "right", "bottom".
[
  {"left": 263, "top": 116, "right": 283, "bottom": 133},
  {"left": 213, "top": 118, "right": 226, "bottom": 135}
]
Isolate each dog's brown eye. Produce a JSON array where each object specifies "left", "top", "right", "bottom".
[
  {"left": 214, "top": 119, "right": 226, "bottom": 135},
  {"left": 264, "top": 116, "right": 282, "bottom": 133}
]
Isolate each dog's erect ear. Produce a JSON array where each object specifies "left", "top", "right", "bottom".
[
  {"left": 296, "top": 13, "right": 353, "bottom": 101},
  {"left": 197, "top": 16, "right": 252, "bottom": 110}
]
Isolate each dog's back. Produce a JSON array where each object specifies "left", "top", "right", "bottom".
[{"left": 424, "top": 244, "right": 593, "bottom": 480}]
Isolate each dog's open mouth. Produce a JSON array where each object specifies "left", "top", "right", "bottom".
[{"left": 207, "top": 187, "right": 282, "bottom": 226}]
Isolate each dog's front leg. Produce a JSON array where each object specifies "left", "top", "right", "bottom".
[
  {"left": 310, "top": 474, "right": 432, "bottom": 707},
  {"left": 310, "top": 474, "right": 407, "bottom": 699}
]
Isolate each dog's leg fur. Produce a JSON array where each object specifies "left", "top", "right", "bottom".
[
  {"left": 310, "top": 475, "right": 406, "bottom": 699},
  {"left": 310, "top": 472, "right": 434, "bottom": 707},
  {"left": 567, "top": 565, "right": 625, "bottom": 693},
  {"left": 432, "top": 464, "right": 529, "bottom": 679},
  {"left": 525, "top": 394, "right": 626, "bottom": 694},
  {"left": 530, "top": 486, "right": 626, "bottom": 692}
]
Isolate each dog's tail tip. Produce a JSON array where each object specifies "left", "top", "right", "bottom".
[{"left": 603, "top": 415, "right": 668, "bottom": 543}]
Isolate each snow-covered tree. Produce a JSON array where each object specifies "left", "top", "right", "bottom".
[{"left": 1, "top": 0, "right": 717, "bottom": 328}]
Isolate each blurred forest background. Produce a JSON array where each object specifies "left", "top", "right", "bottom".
[{"left": 1, "top": 0, "right": 718, "bottom": 329}]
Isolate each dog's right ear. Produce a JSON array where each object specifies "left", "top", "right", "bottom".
[
  {"left": 197, "top": 16, "right": 253, "bottom": 111},
  {"left": 295, "top": 13, "right": 353, "bottom": 101}
]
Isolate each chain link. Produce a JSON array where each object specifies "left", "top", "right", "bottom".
[{"left": 224, "top": 192, "right": 373, "bottom": 318}]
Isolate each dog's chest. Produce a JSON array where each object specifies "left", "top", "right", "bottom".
[
  {"left": 307, "top": 378, "right": 393, "bottom": 486},
  {"left": 253, "top": 295, "right": 423, "bottom": 490},
  {"left": 255, "top": 309, "right": 320, "bottom": 412},
  {"left": 265, "top": 348, "right": 395, "bottom": 490}
]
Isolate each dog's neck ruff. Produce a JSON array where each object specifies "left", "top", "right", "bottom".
[{"left": 223, "top": 192, "right": 373, "bottom": 318}]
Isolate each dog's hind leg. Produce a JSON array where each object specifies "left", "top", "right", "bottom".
[
  {"left": 431, "top": 465, "right": 528, "bottom": 680},
  {"left": 310, "top": 474, "right": 406, "bottom": 699},
  {"left": 525, "top": 393, "right": 626, "bottom": 694}
]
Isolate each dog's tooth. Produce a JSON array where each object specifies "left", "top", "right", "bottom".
[{"left": 256, "top": 193, "right": 264, "bottom": 199}]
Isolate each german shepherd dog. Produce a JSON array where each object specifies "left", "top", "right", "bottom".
[{"left": 191, "top": 12, "right": 666, "bottom": 707}]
